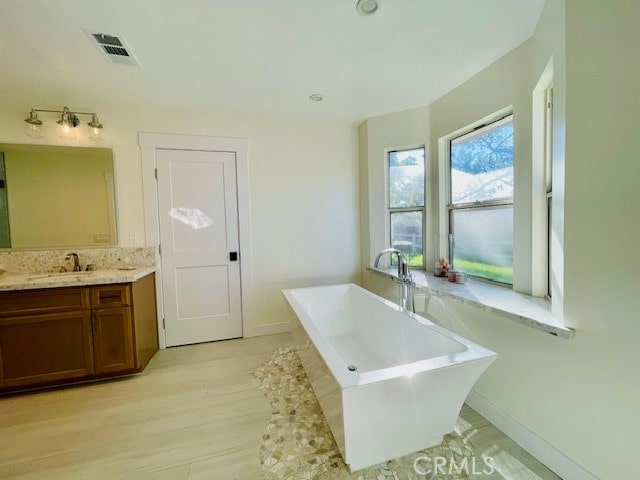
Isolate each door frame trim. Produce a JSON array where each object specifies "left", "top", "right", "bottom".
[{"left": 139, "top": 132, "right": 254, "bottom": 348}]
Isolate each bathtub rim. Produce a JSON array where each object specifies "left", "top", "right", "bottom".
[{"left": 283, "top": 283, "right": 498, "bottom": 389}]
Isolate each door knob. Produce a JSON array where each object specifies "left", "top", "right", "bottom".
[{"left": 230, "top": 252, "right": 238, "bottom": 262}]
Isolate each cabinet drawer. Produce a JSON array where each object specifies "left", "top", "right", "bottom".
[
  {"left": 90, "top": 285, "right": 130, "bottom": 308},
  {"left": 0, "top": 288, "right": 90, "bottom": 317}
]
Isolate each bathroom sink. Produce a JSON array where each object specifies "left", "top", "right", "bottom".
[{"left": 27, "top": 271, "right": 94, "bottom": 282}]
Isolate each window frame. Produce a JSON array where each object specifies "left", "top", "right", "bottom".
[
  {"left": 544, "top": 85, "right": 554, "bottom": 298},
  {"left": 387, "top": 146, "right": 426, "bottom": 270},
  {"left": 446, "top": 113, "right": 514, "bottom": 285},
  {"left": 531, "top": 58, "right": 555, "bottom": 299}
]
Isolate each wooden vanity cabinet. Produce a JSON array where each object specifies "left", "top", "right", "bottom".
[{"left": 0, "top": 273, "right": 158, "bottom": 392}]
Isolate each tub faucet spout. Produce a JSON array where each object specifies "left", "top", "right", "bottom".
[
  {"left": 373, "top": 248, "right": 415, "bottom": 312},
  {"left": 373, "top": 248, "right": 408, "bottom": 280}
]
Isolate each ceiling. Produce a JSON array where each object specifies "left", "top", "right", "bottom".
[{"left": 0, "top": 0, "right": 545, "bottom": 124}]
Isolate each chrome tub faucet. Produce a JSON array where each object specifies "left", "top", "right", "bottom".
[
  {"left": 374, "top": 248, "right": 409, "bottom": 280},
  {"left": 373, "top": 248, "right": 415, "bottom": 312}
]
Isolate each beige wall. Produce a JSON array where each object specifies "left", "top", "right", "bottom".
[
  {"left": 562, "top": 0, "right": 640, "bottom": 474},
  {"left": 2, "top": 145, "right": 114, "bottom": 248},
  {"left": 0, "top": 107, "right": 360, "bottom": 327},
  {"left": 361, "top": 0, "right": 640, "bottom": 478}
]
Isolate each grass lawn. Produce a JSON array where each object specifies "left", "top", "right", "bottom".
[
  {"left": 390, "top": 252, "right": 424, "bottom": 268},
  {"left": 405, "top": 253, "right": 424, "bottom": 267},
  {"left": 453, "top": 258, "right": 513, "bottom": 284},
  {"left": 386, "top": 253, "right": 513, "bottom": 285}
]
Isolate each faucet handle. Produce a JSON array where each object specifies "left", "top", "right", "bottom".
[{"left": 401, "top": 261, "right": 410, "bottom": 278}]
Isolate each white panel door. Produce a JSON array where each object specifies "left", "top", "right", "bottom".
[{"left": 157, "top": 149, "right": 242, "bottom": 346}]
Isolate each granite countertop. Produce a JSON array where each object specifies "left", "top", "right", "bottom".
[
  {"left": 368, "top": 267, "right": 575, "bottom": 340},
  {"left": 0, "top": 267, "right": 156, "bottom": 291}
]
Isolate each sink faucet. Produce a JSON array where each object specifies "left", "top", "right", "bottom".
[
  {"left": 65, "top": 252, "right": 81, "bottom": 272},
  {"left": 373, "top": 248, "right": 415, "bottom": 311}
]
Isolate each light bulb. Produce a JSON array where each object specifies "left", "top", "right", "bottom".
[
  {"left": 58, "top": 122, "right": 77, "bottom": 141},
  {"left": 88, "top": 125, "right": 104, "bottom": 142},
  {"left": 24, "top": 110, "right": 44, "bottom": 139},
  {"left": 57, "top": 108, "right": 78, "bottom": 141},
  {"left": 24, "top": 121, "right": 45, "bottom": 139},
  {"left": 87, "top": 114, "right": 103, "bottom": 142}
]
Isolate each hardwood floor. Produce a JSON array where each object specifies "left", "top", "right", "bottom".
[{"left": 0, "top": 333, "right": 558, "bottom": 480}]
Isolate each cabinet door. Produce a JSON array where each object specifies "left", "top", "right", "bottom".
[
  {"left": 0, "top": 311, "right": 94, "bottom": 388},
  {"left": 92, "top": 307, "right": 135, "bottom": 374}
]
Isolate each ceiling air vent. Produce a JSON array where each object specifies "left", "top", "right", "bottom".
[{"left": 84, "top": 30, "right": 141, "bottom": 67}]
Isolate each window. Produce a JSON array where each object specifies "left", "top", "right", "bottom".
[
  {"left": 448, "top": 115, "right": 514, "bottom": 284},
  {"left": 388, "top": 147, "right": 425, "bottom": 267}
]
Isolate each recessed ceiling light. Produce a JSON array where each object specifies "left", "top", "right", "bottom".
[
  {"left": 309, "top": 94, "right": 324, "bottom": 102},
  {"left": 356, "top": 0, "right": 380, "bottom": 16}
]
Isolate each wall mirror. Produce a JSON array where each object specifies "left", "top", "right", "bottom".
[{"left": 0, "top": 144, "right": 117, "bottom": 249}]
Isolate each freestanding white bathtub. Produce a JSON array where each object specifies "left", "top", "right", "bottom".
[{"left": 283, "top": 283, "right": 497, "bottom": 471}]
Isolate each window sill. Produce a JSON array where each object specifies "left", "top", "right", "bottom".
[{"left": 367, "top": 267, "right": 575, "bottom": 340}]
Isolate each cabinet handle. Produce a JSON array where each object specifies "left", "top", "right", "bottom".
[
  {"left": 92, "top": 313, "right": 100, "bottom": 335},
  {"left": 100, "top": 292, "right": 121, "bottom": 303}
]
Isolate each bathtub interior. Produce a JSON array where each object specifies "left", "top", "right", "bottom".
[{"left": 289, "top": 284, "right": 468, "bottom": 373}]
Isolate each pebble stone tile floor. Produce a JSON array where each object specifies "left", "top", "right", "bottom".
[{"left": 253, "top": 346, "right": 476, "bottom": 480}]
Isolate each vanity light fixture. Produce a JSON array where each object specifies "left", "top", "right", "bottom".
[
  {"left": 87, "top": 114, "right": 104, "bottom": 142},
  {"left": 24, "top": 110, "right": 44, "bottom": 139},
  {"left": 24, "top": 106, "right": 104, "bottom": 142}
]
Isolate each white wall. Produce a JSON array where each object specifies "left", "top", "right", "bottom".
[
  {"left": 361, "top": 0, "right": 640, "bottom": 478},
  {"left": 0, "top": 104, "right": 360, "bottom": 328}
]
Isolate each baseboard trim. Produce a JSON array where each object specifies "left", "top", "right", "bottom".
[
  {"left": 465, "top": 391, "right": 599, "bottom": 480},
  {"left": 250, "top": 321, "right": 292, "bottom": 337}
]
